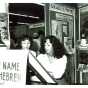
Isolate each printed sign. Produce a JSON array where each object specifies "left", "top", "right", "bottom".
[{"left": 0, "top": 50, "right": 28, "bottom": 86}]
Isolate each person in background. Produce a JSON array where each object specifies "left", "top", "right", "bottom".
[
  {"left": 10, "top": 34, "right": 18, "bottom": 49},
  {"left": 37, "top": 35, "right": 68, "bottom": 84},
  {"left": 32, "top": 30, "right": 45, "bottom": 56}
]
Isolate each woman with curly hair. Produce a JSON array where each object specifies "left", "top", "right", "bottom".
[
  {"left": 37, "top": 35, "right": 67, "bottom": 81},
  {"left": 19, "top": 35, "right": 36, "bottom": 84}
]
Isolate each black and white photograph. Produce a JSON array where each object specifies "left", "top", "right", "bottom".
[{"left": 1, "top": 2, "right": 88, "bottom": 87}]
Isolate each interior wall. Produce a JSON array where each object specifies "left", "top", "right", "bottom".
[{"left": 48, "top": 3, "right": 76, "bottom": 84}]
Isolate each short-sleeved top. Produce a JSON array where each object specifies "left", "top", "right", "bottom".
[{"left": 37, "top": 54, "right": 67, "bottom": 79}]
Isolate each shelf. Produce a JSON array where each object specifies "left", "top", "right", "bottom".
[{"left": 77, "top": 45, "right": 88, "bottom": 53}]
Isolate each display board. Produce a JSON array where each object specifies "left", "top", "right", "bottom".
[{"left": 28, "top": 52, "right": 57, "bottom": 84}]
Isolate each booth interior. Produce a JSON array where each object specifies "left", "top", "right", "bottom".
[
  {"left": 0, "top": 3, "right": 87, "bottom": 85},
  {"left": 9, "top": 3, "right": 45, "bottom": 49}
]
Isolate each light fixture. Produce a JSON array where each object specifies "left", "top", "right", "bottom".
[{"left": 9, "top": 13, "right": 39, "bottom": 19}]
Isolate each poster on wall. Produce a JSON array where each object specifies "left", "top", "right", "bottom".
[
  {"left": 51, "top": 20, "right": 58, "bottom": 37},
  {"left": 51, "top": 20, "right": 62, "bottom": 42},
  {"left": 0, "top": 13, "right": 9, "bottom": 46}
]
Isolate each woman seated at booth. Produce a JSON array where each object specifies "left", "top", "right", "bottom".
[
  {"left": 31, "top": 35, "right": 68, "bottom": 84},
  {"left": 38, "top": 35, "right": 67, "bottom": 79}
]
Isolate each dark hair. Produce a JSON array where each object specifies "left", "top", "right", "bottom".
[
  {"left": 40, "top": 35, "right": 66, "bottom": 59},
  {"left": 33, "top": 30, "right": 45, "bottom": 39},
  {"left": 18, "top": 35, "right": 33, "bottom": 49},
  {"left": 38, "top": 30, "right": 45, "bottom": 36}
]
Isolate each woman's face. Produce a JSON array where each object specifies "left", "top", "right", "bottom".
[
  {"left": 45, "top": 39, "right": 53, "bottom": 55},
  {"left": 21, "top": 39, "right": 31, "bottom": 49}
]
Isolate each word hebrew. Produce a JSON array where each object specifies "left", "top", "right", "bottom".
[{"left": 0, "top": 62, "right": 21, "bottom": 82}]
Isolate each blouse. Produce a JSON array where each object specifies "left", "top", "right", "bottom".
[{"left": 37, "top": 54, "right": 67, "bottom": 79}]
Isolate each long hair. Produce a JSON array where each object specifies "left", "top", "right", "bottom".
[{"left": 40, "top": 35, "right": 66, "bottom": 59}]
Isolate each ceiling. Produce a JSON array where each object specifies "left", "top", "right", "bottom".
[{"left": 9, "top": 3, "right": 44, "bottom": 24}]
